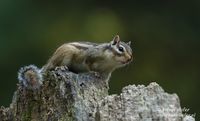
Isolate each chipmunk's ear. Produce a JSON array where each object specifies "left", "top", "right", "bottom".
[
  {"left": 127, "top": 41, "right": 131, "bottom": 46},
  {"left": 111, "top": 35, "right": 120, "bottom": 45}
]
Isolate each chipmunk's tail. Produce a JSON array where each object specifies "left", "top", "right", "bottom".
[{"left": 18, "top": 65, "right": 43, "bottom": 90}]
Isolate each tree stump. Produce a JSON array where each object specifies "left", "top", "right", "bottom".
[{"left": 0, "top": 67, "right": 195, "bottom": 121}]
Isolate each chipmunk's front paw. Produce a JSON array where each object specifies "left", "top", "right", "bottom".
[
  {"left": 90, "top": 71, "right": 101, "bottom": 78},
  {"left": 55, "top": 66, "right": 69, "bottom": 71}
]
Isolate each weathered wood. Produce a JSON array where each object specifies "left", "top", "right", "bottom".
[{"left": 0, "top": 67, "right": 195, "bottom": 121}]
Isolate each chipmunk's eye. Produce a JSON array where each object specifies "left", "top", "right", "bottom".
[{"left": 118, "top": 46, "right": 124, "bottom": 52}]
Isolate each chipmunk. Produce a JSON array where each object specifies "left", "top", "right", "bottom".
[{"left": 18, "top": 35, "right": 133, "bottom": 89}]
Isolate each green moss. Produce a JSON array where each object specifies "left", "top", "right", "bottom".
[{"left": 21, "top": 101, "right": 35, "bottom": 121}]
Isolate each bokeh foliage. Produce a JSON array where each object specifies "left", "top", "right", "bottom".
[{"left": 0, "top": 0, "right": 199, "bottom": 119}]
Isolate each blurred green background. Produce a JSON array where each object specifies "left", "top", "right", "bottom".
[{"left": 0, "top": 0, "right": 199, "bottom": 119}]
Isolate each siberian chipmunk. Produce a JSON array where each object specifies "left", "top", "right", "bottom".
[
  {"left": 18, "top": 35, "right": 133, "bottom": 89},
  {"left": 43, "top": 35, "right": 132, "bottom": 75}
]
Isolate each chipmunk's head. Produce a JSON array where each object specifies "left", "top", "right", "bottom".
[{"left": 108, "top": 35, "right": 133, "bottom": 67}]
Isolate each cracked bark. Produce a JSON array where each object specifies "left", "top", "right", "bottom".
[{"left": 0, "top": 67, "right": 195, "bottom": 121}]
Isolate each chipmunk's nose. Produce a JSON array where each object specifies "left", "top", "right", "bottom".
[{"left": 127, "top": 55, "right": 133, "bottom": 62}]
